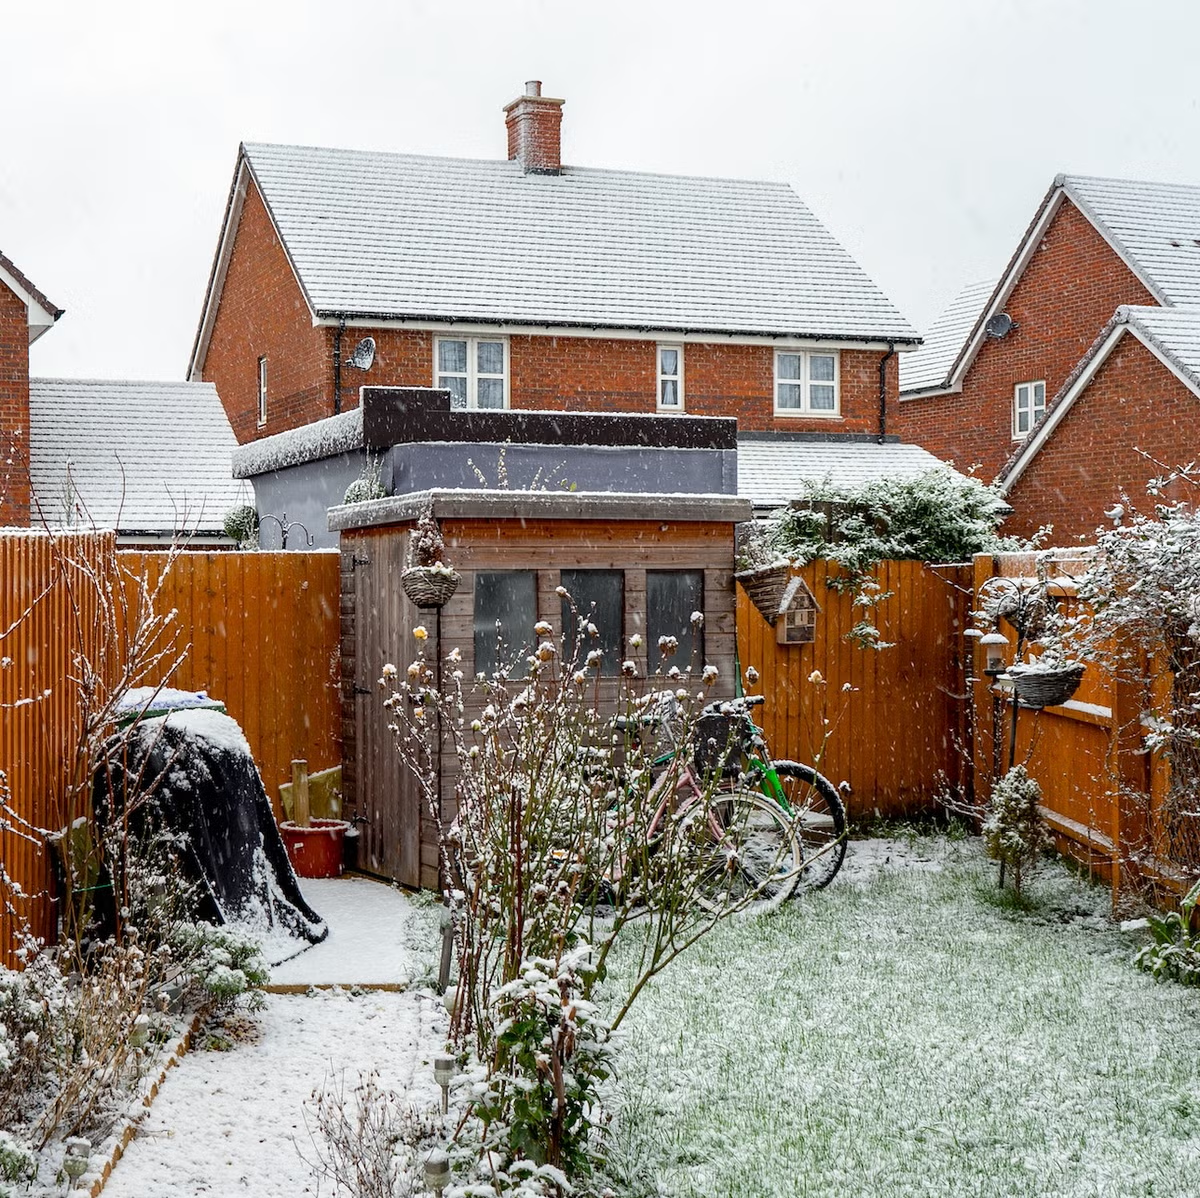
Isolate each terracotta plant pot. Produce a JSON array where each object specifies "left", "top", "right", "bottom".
[
  {"left": 401, "top": 566, "right": 461, "bottom": 608},
  {"left": 280, "top": 818, "right": 350, "bottom": 879}
]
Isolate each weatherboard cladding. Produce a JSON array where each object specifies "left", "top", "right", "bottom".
[
  {"left": 899, "top": 279, "right": 996, "bottom": 394},
  {"left": 242, "top": 142, "right": 918, "bottom": 342},
  {"left": 28, "top": 379, "right": 244, "bottom": 532}
]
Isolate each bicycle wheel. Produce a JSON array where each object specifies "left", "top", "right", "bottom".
[
  {"left": 769, "top": 761, "right": 847, "bottom": 890},
  {"left": 689, "top": 790, "right": 802, "bottom": 915}
]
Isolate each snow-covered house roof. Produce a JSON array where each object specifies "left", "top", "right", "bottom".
[
  {"left": 735, "top": 436, "right": 959, "bottom": 511},
  {"left": 997, "top": 305, "right": 1200, "bottom": 495},
  {"left": 189, "top": 142, "right": 919, "bottom": 376},
  {"left": 899, "top": 279, "right": 995, "bottom": 396},
  {"left": 0, "top": 250, "right": 63, "bottom": 344},
  {"left": 915, "top": 173, "right": 1200, "bottom": 399},
  {"left": 28, "top": 379, "right": 244, "bottom": 537}
]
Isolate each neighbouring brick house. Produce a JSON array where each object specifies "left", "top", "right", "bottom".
[
  {"left": 0, "top": 252, "right": 62, "bottom": 526},
  {"left": 190, "top": 81, "right": 931, "bottom": 496},
  {"left": 894, "top": 173, "right": 1200, "bottom": 536},
  {"left": 1, "top": 251, "right": 241, "bottom": 539},
  {"left": 997, "top": 306, "right": 1200, "bottom": 539}
]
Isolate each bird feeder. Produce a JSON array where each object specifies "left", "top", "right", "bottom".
[{"left": 979, "top": 630, "right": 1010, "bottom": 677}]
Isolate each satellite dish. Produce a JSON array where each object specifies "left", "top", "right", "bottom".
[
  {"left": 346, "top": 336, "right": 376, "bottom": 371},
  {"left": 985, "top": 313, "right": 1015, "bottom": 339}
]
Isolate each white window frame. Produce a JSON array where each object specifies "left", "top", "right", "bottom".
[
  {"left": 1012, "top": 380, "right": 1046, "bottom": 439},
  {"left": 773, "top": 349, "right": 840, "bottom": 417},
  {"left": 434, "top": 336, "right": 509, "bottom": 410},
  {"left": 257, "top": 356, "right": 268, "bottom": 426},
  {"left": 657, "top": 343, "right": 684, "bottom": 411}
]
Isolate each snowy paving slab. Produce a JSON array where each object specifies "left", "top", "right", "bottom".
[
  {"left": 270, "top": 876, "right": 438, "bottom": 987},
  {"left": 103, "top": 989, "right": 446, "bottom": 1198}
]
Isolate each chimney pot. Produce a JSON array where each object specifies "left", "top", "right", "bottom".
[{"left": 504, "top": 81, "right": 565, "bottom": 174}]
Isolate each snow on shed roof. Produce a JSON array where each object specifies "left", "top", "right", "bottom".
[
  {"left": 899, "top": 279, "right": 996, "bottom": 395},
  {"left": 998, "top": 304, "right": 1200, "bottom": 494},
  {"left": 28, "top": 379, "right": 244, "bottom": 534},
  {"left": 233, "top": 142, "right": 919, "bottom": 343},
  {"left": 735, "top": 437, "right": 958, "bottom": 510}
]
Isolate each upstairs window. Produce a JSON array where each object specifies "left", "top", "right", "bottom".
[
  {"left": 1013, "top": 380, "right": 1046, "bottom": 438},
  {"left": 657, "top": 345, "right": 683, "bottom": 410},
  {"left": 436, "top": 338, "right": 508, "bottom": 410},
  {"left": 257, "top": 356, "right": 268, "bottom": 426},
  {"left": 775, "top": 350, "right": 839, "bottom": 415}
]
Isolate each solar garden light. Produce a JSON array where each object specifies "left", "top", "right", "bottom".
[
  {"left": 423, "top": 1148, "right": 451, "bottom": 1196},
  {"left": 62, "top": 1137, "right": 91, "bottom": 1187},
  {"left": 433, "top": 1053, "right": 458, "bottom": 1114},
  {"left": 980, "top": 629, "right": 1011, "bottom": 677},
  {"left": 129, "top": 1012, "right": 151, "bottom": 1050}
]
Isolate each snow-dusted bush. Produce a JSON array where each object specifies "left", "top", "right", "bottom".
[
  {"left": 982, "top": 766, "right": 1049, "bottom": 896},
  {"left": 380, "top": 603, "right": 780, "bottom": 1191},
  {"left": 343, "top": 456, "right": 387, "bottom": 505},
  {"left": 405, "top": 506, "right": 449, "bottom": 568},
  {"left": 169, "top": 925, "right": 268, "bottom": 1014},
  {"left": 222, "top": 503, "right": 260, "bottom": 548}
]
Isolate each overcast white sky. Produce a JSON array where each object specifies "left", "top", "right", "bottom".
[{"left": 6, "top": 0, "right": 1200, "bottom": 380}]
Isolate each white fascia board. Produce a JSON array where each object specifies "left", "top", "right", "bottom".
[
  {"left": 310, "top": 314, "right": 907, "bottom": 351},
  {"left": 187, "top": 154, "right": 320, "bottom": 380},
  {"left": 1061, "top": 180, "right": 1170, "bottom": 307},
  {"left": 0, "top": 263, "right": 57, "bottom": 340},
  {"left": 898, "top": 383, "right": 964, "bottom": 402},
  {"left": 945, "top": 188, "right": 1066, "bottom": 392},
  {"left": 998, "top": 323, "right": 1128, "bottom": 495},
  {"left": 187, "top": 158, "right": 251, "bottom": 380}
]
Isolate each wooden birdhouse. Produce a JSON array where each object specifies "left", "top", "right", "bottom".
[{"left": 775, "top": 575, "right": 820, "bottom": 645}]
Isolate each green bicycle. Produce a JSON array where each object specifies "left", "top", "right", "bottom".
[{"left": 693, "top": 695, "right": 848, "bottom": 891}]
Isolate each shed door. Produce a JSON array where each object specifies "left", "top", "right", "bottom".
[{"left": 354, "top": 535, "right": 422, "bottom": 887}]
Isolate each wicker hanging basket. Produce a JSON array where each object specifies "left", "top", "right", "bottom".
[
  {"left": 1010, "top": 663, "right": 1085, "bottom": 709},
  {"left": 401, "top": 566, "right": 461, "bottom": 609},
  {"left": 735, "top": 562, "right": 791, "bottom": 626}
]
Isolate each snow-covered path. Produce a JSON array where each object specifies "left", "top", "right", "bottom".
[
  {"left": 103, "top": 988, "right": 447, "bottom": 1197},
  {"left": 104, "top": 876, "right": 447, "bottom": 1197}
]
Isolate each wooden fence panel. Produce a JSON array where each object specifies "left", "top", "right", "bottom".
[
  {"left": 1, "top": 532, "right": 113, "bottom": 965},
  {"left": 121, "top": 551, "right": 342, "bottom": 815},
  {"left": 736, "top": 560, "right": 973, "bottom": 820}
]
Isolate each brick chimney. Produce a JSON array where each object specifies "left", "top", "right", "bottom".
[{"left": 504, "top": 81, "right": 565, "bottom": 174}]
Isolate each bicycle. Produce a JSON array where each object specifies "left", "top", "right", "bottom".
[
  {"left": 611, "top": 699, "right": 805, "bottom": 913},
  {"left": 693, "top": 695, "right": 848, "bottom": 891}
]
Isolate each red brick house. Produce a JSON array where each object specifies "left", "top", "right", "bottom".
[
  {"left": 189, "top": 82, "right": 924, "bottom": 479},
  {"left": 894, "top": 173, "right": 1200, "bottom": 535},
  {"left": 997, "top": 306, "right": 1200, "bottom": 539},
  {"left": 1, "top": 253, "right": 62, "bottom": 525}
]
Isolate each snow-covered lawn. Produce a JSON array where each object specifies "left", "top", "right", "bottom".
[{"left": 606, "top": 836, "right": 1200, "bottom": 1198}]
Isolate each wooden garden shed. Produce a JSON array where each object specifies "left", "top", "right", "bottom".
[{"left": 331, "top": 489, "right": 752, "bottom": 890}]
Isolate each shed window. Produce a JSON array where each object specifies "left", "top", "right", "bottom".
[
  {"left": 474, "top": 571, "right": 536, "bottom": 676},
  {"left": 560, "top": 570, "right": 624, "bottom": 675},
  {"left": 647, "top": 570, "right": 704, "bottom": 671}
]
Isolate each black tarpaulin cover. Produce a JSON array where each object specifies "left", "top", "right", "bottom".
[{"left": 94, "top": 709, "right": 327, "bottom": 956}]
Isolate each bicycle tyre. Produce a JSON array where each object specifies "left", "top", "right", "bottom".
[
  {"left": 769, "top": 761, "right": 847, "bottom": 890},
  {"left": 691, "top": 789, "right": 802, "bottom": 915}
]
